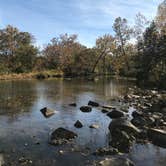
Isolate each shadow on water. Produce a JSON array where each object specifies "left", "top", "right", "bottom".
[{"left": 0, "top": 77, "right": 165, "bottom": 166}]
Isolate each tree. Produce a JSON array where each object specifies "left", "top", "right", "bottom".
[
  {"left": 0, "top": 25, "right": 38, "bottom": 73},
  {"left": 43, "top": 34, "right": 87, "bottom": 75},
  {"left": 134, "top": 13, "right": 149, "bottom": 41},
  {"left": 113, "top": 17, "right": 133, "bottom": 71},
  {"left": 156, "top": 0, "right": 166, "bottom": 31},
  {"left": 92, "top": 34, "right": 115, "bottom": 73}
]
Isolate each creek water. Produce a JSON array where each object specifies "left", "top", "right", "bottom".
[{"left": 0, "top": 77, "right": 165, "bottom": 166}]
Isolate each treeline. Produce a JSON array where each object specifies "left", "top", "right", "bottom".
[{"left": 0, "top": 1, "right": 165, "bottom": 88}]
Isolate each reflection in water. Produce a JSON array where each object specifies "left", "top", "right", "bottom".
[
  {"left": 0, "top": 77, "right": 165, "bottom": 166},
  {"left": 0, "top": 80, "right": 37, "bottom": 115}
]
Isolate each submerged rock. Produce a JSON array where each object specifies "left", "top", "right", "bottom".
[
  {"left": 50, "top": 128, "right": 77, "bottom": 146},
  {"left": 80, "top": 106, "right": 92, "bottom": 112},
  {"left": 74, "top": 120, "right": 83, "bottom": 128},
  {"left": 97, "top": 157, "right": 135, "bottom": 166},
  {"left": 107, "top": 110, "right": 124, "bottom": 119},
  {"left": 40, "top": 107, "right": 55, "bottom": 118},
  {"left": 69, "top": 103, "right": 77, "bottom": 107},
  {"left": 88, "top": 101, "right": 99, "bottom": 107},
  {"left": 93, "top": 147, "right": 118, "bottom": 156},
  {"left": 147, "top": 128, "right": 166, "bottom": 148}
]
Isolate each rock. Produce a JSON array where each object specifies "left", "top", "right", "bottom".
[
  {"left": 120, "top": 107, "right": 129, "bottom": 113},
  {"left": 74, "top": 120, "right": 83, "bottom": 128},
  {"left": 40, "top": 107, "right": 55, "bottom": 118},
  {"left": 93, "top": 147, "right": 118, "bottom": 156},
  {"left": 109, "top": 118, "right": 140, "bottom": 135},
  {"left": 132, "top": 111, "right": 143, "bottom": 118},
  {"left": 97, "top": 157, "right": 135, "bottom": 166},
  {"left": 109, "top": 129, "right": 134, "bottom": 153},
  {"left": 69, "top": 103, "right": 77, "bottom": 107},
  {"left": 101, "top": 109, "right": 109, "bottom": 113},
  {"left": 80, "top": 106, "right": 92, "bottom": 112},
  {"left": 107, "top": 110, "right": 124, "bottom": 119},
  {"left": 147, "top": 128, "right": 166, "bottom": 148},
  {"left": 89, "top": 124, "right": 99, "bottom": 129},
  {"left": 18, "top": 157, "right": 32, "bottom": 165},
  {"left": 150, "top": 100, "right": 166, "bottom": 113},
  {"left": 59, "top": 150, "right": 64, "bottom": 155},
  {"left": 146, "top": 117, "right": 155, "bottom": 126},
  {"left": 50, "top": 128, "right": 77, "bottom": 145},
  {"left": 109, "top": 118, "right": 140, "bottom": 152},
  {"left": 131, "top": 117, "right": 147, "bottom": 128},
  {"left": 144, "top": 103, "right": 152, "bottom": 108},
  {"left": 88, "top": 101, "right": 99, "bottom": 107},
  {"left": 102, "top": 105, "right": 116, "bottom": 109}
]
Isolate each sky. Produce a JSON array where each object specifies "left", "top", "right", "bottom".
[{"left": 0, "top": 0, "right": 164, "bottom": 48}]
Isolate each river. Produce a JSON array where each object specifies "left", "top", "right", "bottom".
[{"left": 0, "top": 77, "right": 165, "bottom": 166}]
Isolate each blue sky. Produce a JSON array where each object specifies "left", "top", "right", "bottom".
[{"left": 0, "top": 0, "right": 163, "bottom": 48}]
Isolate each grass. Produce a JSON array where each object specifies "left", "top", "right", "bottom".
[{"left": 0, "top": 70, "right": 63, "bottom": 80}]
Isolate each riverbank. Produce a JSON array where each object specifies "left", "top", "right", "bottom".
[
  {"left": 0, "top": 70, "right": 138, "bottom": 82},
  {"left": 0, "top": 70, "right": 63, "bottom": 80}
]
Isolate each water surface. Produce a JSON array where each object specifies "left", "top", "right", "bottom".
[{"left": 0, "top": 77, "right": 165, "bottom": 166}]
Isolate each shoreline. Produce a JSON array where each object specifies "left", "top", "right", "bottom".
[{"left": 0, "top": 71, "right": 137, "bottom": 81}]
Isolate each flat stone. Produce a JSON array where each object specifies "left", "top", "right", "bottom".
[
  {"left": 98, "top": 157, "right": 135, "bottom": 166},
  {"left": 102, "top": 105, "right": 116, "bottom": 109},
  {"left": 89, "top": 124, "right": 99, "bottom": 129},
  {"left": 40, "top": 107, "right": 55, "bottom": 118},
  {"left": 148, "top": 128, "right": 166, "bottom": 148}
]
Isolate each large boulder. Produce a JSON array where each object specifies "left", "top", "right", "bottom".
[
  {"left": 88, "top": 101, "right": 99, "bottom": 107},
  {"left": 109, "top": 118, "right": 140, "bottom": 153},
  {"left": 80, "top": 106, "right": 92, "bottom": 112},
  {"left": 147, "top": 128, "right": 166, "bottom": 148},
  {"left": 50, "top": 128, "right": 77, "bottom": 146},
  {"left": 109, "top": 118, "right": 140, "bottom": 135},
  {"left": 107, "top": 110, "right": 124, "bottom": 119},
  {"left": 40, "top": 107, "right": 55, "bottom": 118},
  {"left": 109, "top": 129, "right": 135, "bottom": 153},
  {"left": 97, "top": 157, "right": 135, "bottom": 166}
]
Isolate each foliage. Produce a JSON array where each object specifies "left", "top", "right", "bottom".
[
  {"left": 0, "top": 25, "right": 37, "bottom": 73},
  {"left": 0, "top": 0, "right": 165, "bottom": 89}
]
